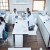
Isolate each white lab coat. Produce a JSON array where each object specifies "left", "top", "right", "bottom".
[
  {"left": 29, "top": 14, "right": 36, "bottom": 26},
  {"left": 9, "top": 12, "right": 18, "bottom": 24},
  {"left": 25, "top": 11, "right": 30, "bottom": 17},
  {"left": 27, "top": 14, "right": 36, "bottom": 26},
  {"left": 4, "top": 12, "right": 10, "bottom": 23},
  {"left": 0, "top": 22, "right": 5, "bottom": 38},
  {"left": 5, "top": 15, "right": 9, "bottom": 23}
]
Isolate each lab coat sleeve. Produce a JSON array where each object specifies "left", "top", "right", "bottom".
[
  {"left": 5, "top": 15, "right": 9, "bottom": 23},
  {"left": 10, "top": 13, "right": 16, "bottom": 24},
  {"left": 8, "top": 14, "right": 12, "bottom": 24},
  {"left": 29, "top": 14, "right": 36, "bottom": 26}
]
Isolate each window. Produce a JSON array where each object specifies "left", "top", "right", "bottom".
[
  {"left": 0, "top": 0, "right": 9, "bottom": 10},
  {"left": 32, "top": 0, "right": 46, "bottom": 11}
]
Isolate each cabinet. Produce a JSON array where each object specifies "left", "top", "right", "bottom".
[
  {"left": 37, "top": 15, "right": 49, "bottom": 47},
  {"left": 15, "top": 35, "right": 23, "bottom": 47}
]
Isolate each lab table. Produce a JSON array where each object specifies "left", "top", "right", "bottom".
[
  {"left": 12, "top": 19, "right": 28, "bottom": 47},
  {"left": 37, "top": 15, "right": 50, "bottom": 47}
]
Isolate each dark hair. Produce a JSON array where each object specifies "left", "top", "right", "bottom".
[
  {"left": 0, "top": 17, "right": 5, "bottom": 23},
  {"left": 27, "top": 8, "right": 31, "bottom": 15},
  {"left": 14, "top": 8, "right": 16, "bottom": 11},
  {"left": 27, "top": 8, "right": 29, "bottom": 11}
]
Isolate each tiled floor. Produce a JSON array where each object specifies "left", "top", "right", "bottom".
[{"left": 0, "top": 25, "right": 50, "bottom": 50}]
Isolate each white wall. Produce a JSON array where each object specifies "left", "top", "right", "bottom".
[
  {"left": 9, "top": 0, "right": 50, "bottom": 15},
  {"left": 45, "top": 0, "right": 50, "bottom": 16},
  {"left": 9, "top": 0, "right": 32, "bottom": 12},
  {"left": 5, "top": 0, "right": 50, "bottom": 25},
  {"left": 8, "top": 0, "right": 38, "bottom": 23},
  {"left": 7, "top": 0, "right": 50, "bottom": 24}
]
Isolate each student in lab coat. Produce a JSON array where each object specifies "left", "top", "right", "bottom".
[
  {"left": 25, "top": 8, "right": 31, "bottom": 26},
  {"left": 25, "top": 8, "right": 36, "bottom": 30},
  {"left": 26, "top": 8, "right": 36, "bottom": 26},
  {"left": 10, "top": 8, "right": 18, "bottom": 27}
]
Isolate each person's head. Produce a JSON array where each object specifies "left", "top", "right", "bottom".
[
  {"left": 27, "top": 8, "right": 30, "bottom": 12},
  {"left": 13, "top": 8, "right": 17, "bottom": 13},
  {"left": 26, "top": 8, "right": 31, "bottom": 15},
  {"left": 0, "top": 17, "right": 5, "bottom": 23}
]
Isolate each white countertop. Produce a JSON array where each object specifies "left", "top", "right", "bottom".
[
  {"left": 12, "top": 18, "right": 28, "bottom": 34},
  {"left": 8, "top": 48, "right": 31, "bottom": 50},
  {"left": 39, "top": 15, "right": 49, "bottom": 22},
  {"left": 44, "top": 21, "right": 50, "bottom": 34},
  {"left": 39, "top": 15, "right": 50, "bottom": 34}
]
